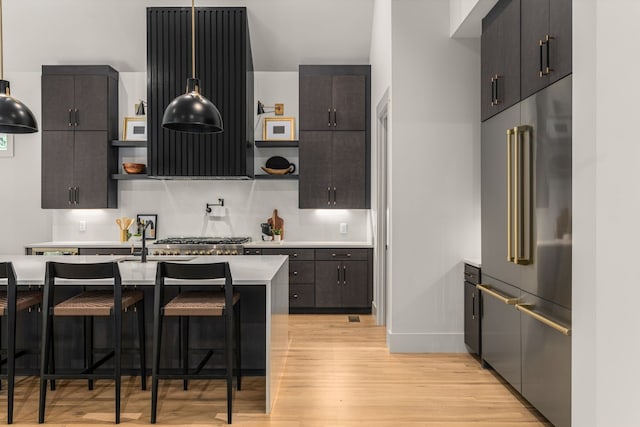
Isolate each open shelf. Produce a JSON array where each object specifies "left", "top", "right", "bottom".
[
  {"left": 255, "top": 140, "right": 298, "bottom": 148},
  {"left": 254, "top": 174, "right": 299, "bottom": 180},
  {"left": 111, "top": 140, "right": 148, "bottom": 147},
  {"left": 112, "top": 174, "right": 149, "bottom": 180}
]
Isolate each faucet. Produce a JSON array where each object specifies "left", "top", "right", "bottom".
[{"left": 139, "top": 221, "right": 152, "bottom": 263}]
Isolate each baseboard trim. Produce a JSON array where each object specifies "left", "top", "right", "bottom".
[{"left": 387, "top": 331, "right": 467, "bottom": 353}]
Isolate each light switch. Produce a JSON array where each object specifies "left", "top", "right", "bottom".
[{"left": 79, "top": 220, "right": 87, "bottom": 232}]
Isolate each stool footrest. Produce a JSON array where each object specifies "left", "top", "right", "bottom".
[
  {"left": 0, "top": 349, "right": 28, "bottom": 366},
  {"left": 42, "top": 373, "right": 118, "bottom": 380},
  {"left": 81, "top": 350, "right": 115, "bottom": 374}
]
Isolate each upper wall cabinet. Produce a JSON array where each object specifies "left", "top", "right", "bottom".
[
  {"left": 481, "top": 0, "right": 521, "bottom": 121},
  {"left": 41, "top": 66, "right": 118, "bottom": 209},
  {"left": 300, "top": 72, "right": 366, "bottom": 131},
  {"left": 520, "top": 0, "right": 572, "bottom": 99},
  {"left": 298, "top": 65, "right": 371, "bottom": 209},
  {"left": 147, "top": 7, "right": 254, "bottom": 178}
]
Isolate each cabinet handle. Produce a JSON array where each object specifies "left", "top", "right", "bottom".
[
  {"left": 68, "top": 109, "right": 73, "bottom": 127},
  {"left": 293, "top": 271, "right": 298, "bottom": 276},
  {"left": 332, "top": 253, "right": 352, "bottom": 258},
  {"left": 490, "top": 77, "right": 495, "bottom": 106},
  {"left": 74, "top": 109, "right": 79, "bottom": 127},
  {"left": 333, "top": 187, "right": 337, "bottom": 205},
  {"left": 291, "top": 293, "right": 299, "bottom": 299},
  {"left": 516, "top": 303, "right": 571, "bottom": 336},
  {"left": 74, "top": 187, "right": 79, "bottom": 205},
  {"left": 539, "top": 39, "right": 545, "bottom": 77},
  {"left": 343, "top": 265, "right": 347, "bottom": 285},
  {"left": 337, "top": 265, "right": 341, "bottom": 285},
  {"left": 328, "top": 108, "right": 331, "bottom": 127},
  {"left": 292, "top": 253, "right": 298, "bottom": 258},
  {"left": 327, "top": 187, "right": 331, "bottom": 205},
  {"left": 68, "top": 187, "right": 73, "bottom": 205},
  {"left": 471, "top": 292, "right": 476, "bottom": 320},
  {"left": 493, "top": 75, "right": 501, "bottom": 105},
  {"left": 333, "top": 108, "right": 337, "bottom": 127},
  {"left": 544, "top": 34, "right": 554, "bottom": 75}
]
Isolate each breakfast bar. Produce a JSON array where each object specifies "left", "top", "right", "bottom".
[{"left": 1, "top": 254, "right": 289, "bottom": 414}]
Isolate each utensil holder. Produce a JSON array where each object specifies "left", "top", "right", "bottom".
[{"left": 119, "top": 229, "right": 129, "bottom": 242}]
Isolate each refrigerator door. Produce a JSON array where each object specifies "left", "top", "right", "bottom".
[
  {"left": 481, "top": 103, "right": 522, "bottom": 286},
  {"left": 519, "top": 291, "right": 571, "bottom": 427},
  {"left": 519, "top": 76, "right": 572, "bottom": 309}
]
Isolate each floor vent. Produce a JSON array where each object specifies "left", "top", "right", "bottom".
[{"left": 348, "top": 315, "right": 360, "bottom": 323}]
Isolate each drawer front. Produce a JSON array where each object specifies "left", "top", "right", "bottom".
[
  {"left": 289, "top": 284, "right": 315, "bottom": 307},
  {"left": 79, "top": 248, "right": 132, "bottom": 255},
  {"left": 315, "top": 248, "right": 369, "bottom": 261},
  {"left": 464, "top": 263, "right": 481, "bottom": 284},
  {"left": 244, "top": 248, "right": 262, "bottom": 255},
  {"left": 261, "top": 248, "right": 314, "bottom": 260},
  {"left": 290, "top": 260, "right": 314, "bottom": 284}
]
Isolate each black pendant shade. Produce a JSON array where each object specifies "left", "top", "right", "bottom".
[
  {"left": 0, "top": 80, "right": 38, "bottom": 134},
  {"left": 162, "top": 78, "right": 223, "bottom": 133}
]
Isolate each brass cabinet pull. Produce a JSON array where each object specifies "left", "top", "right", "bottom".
[
  {"left": 516, "top": 303, "right": 571, "bottom": 336},
  {"left": 506, "top": 128, "right": 515, "bottom": 262},
  {"left": 476, "top": 284, "right": 518, "bottom": 305},
  {"left": 515, "top": 125, "right": 532, "bottom": 264}
]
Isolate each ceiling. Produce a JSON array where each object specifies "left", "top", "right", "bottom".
[{"left": 3, "top": 0, "right": 375, "bottom": 73}]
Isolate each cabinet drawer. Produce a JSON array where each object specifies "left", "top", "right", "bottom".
[
  {"left": 290, "top": 260, "right": 314, "bottom": 284},
  {"left": 289, "top": 284, "right": 315, "bottom": 308},
  {"left": 261, "top": 248, "right": 314, "bottom": 260},
  {"left": 244, "top": 248, "right": 262, "bottom": 255},
  {"left": 79, "top": 248, "right": 132, "bottom": 256},
  {"left": 315, "top": 248, "right": 369, "bottom": 261},
  {"left": 464, "top": 264, "right": 481, "bottom": 284}
]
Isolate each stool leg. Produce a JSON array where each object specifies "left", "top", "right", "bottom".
[
  {"left": 225, "top": 314, "right": 233, "bottom": 424},
  {"left": 49, "top": 321, "right": 56, "bottom": 391},
  {"left": 235, "top": 301, "right": 242, "bottom": 391},
  {"left": 85, "top": 316, "right": 94, "bottom": 390},
  {"left": 137, "top": 300, "right": 147, "bottom": 391},
  {"left": 7, "top": 300, "right": 16, "bottom": 423},
  {"left": 182, "top": 316, "right": 189, "bottom": 391},
  {"left": 114, "top": 310, "right": 122, "bottom": 424},
  {"left": 39, "top": 310, "right": 53, "bottom": 424},
  {"left": 150, "top": 311, "right": 163, "bottom": 424}
]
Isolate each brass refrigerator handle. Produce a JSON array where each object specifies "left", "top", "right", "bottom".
[
  {"left": 515, "top": 125, "right": 532, "bottom": 265},
  {"left": 476, "top": 284, "right": 518, "bottom": 305},
  {"left": 506, "top": 129, "right": 514, "bottom": 262},
  {"left": 516, "top": 304, "right": 571, "bottom": 336},
  {"left": 513, "top": 126, "right": 520, "bottom": 264}
]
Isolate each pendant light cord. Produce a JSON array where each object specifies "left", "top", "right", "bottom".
[
  {"left": 191, "top": 0, "right": 195, "bottom": 80},
  {"left": 0, "top": 0, "right": 4, "bottom": 80}
]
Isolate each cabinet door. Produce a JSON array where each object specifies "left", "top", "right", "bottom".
[
  {"left": 41, "top": 75, "right": 75, "bottom": 131},
  {"left": 332, "top": 75, "right": 366, "bottom": 131},
  {"left": 41, "top": 131, "right": 74, "bottom": 208},
  {"left": 299, "top": 131, "right": 333, "bottom": 208},
  {"left": 481, "top": 12, "right": 500, "bottom": 121},
  {"left": 520, "top": 0, "right": 550, "bottom": 99},
  {"left": 332, "top": 132, "right": 366, "bottom": 209},
  {"left": 497, "top": 0, "right": 521, "bottom": 114},
  {"left": 74, "top": 131, "right": 110, "bottom": 208},
  {"left": 464, "top": 281, "right": 480, "bottom": 355},
  {"left": 315, "top": 261, "right": 342, "bottom": 307},
  {"left": 548, "top": 0, "right": 572, "bottom": 84},
  {"left": 299, "top": 75, "right": 333, "bottom": 130},
  {"left": 340, "top": 260, "right": 369, "bottom": 308},
  {"left": 74, "top": 76, "right": 109, "bottom": 131}
]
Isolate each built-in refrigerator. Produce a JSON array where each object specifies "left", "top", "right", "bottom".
[{"left": 480, "top": 75, "right": 571, "bottom": 427}]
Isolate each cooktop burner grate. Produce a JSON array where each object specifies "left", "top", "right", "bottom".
[{"left": 154, "top": 237, "right": 251, "bottom": 245}]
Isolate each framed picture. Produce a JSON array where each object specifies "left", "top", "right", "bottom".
[
  {"left": 0, "top": 134, "right": 14, "bottom": 157},
  {"left": 136, "top": 214, "right": 157, "bottom": 240},
  {"left": 123, "top": 117, "right": 147, "bottom": 141},
  {"left": 263, "top": 117, "right": 295, "bottom": 141}
]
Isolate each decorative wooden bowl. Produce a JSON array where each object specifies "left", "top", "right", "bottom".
[
  {"left": 261, "top": 166, "right": 293, "bottom": 175},
  {"left": 123, "top": 162, "right": 146, "bottom": 174}
]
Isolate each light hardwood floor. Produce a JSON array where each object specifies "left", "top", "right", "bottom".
[{"left": 1, "top": 314, "right": 549, "bottom": 426}]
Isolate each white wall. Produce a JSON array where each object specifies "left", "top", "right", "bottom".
[
  {"left": 0, "top": 73, "right": 52, "bottom": 255},
  {"left": 449, "top": 0, "right": 498, "bottom": 38},
  {"left": 573, "top": 1, "right": 640, "bottom": 425},
  {"left": 388, "top": 0, "right": 480, "bottom": 352}
]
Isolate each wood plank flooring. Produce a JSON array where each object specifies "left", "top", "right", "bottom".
[{"left": 0, "top": 314, "right": 549, "bottom": 426}]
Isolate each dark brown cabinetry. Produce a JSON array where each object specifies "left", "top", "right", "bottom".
[
  {"left": 299, "top": 131, "right": 366, "bottom": 209},
  {"left": 298, "top": 65, "right": 370, "bottom": 209},
  {"left": 41, "top": 66, "right": 118, "bottom": 209},
  {"left": 520, "top": 0, "right": 572, "bottom": 99},
  {"left": 463, "top": 263, "right": 481, "bottom": 355},
  {"left": 481, "top": 0, "right": 521, "bottom": 121},
  {"left": 245, "top": 247, "right": 372, "bottom": 312},
  {"left": 147, "top": 7, "right": 254, "bottom": 178}
]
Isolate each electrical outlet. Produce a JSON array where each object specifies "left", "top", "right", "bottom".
[
  {"left": 339, "top": 223, "right": 348, "bottom": 234},
  {"left": 79, "top": 220, "right": 87, "bottom": 232}
]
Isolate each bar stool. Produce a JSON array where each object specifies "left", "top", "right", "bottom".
[
  {"left": 0, "top": 262, "right": 42, "bottom": 424},
  {"left": 39, "top": 261, "right": 146, "bottom": 424},
  {"left": 151, "top": 262, "right": 241, "bottom": 424}
]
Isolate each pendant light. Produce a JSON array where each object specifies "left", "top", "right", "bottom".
[
  {"left": 161, "top": 0, "right": 223, "bottom": 134},
  {"left": 0, "top": 0, "right": 38, "bottom": 134}
]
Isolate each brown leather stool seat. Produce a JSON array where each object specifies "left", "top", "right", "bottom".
[
  {"left": 163, "top": 291, "right": 240, "bottom": 317},
  {"left": 0, "top": 291, "right": 42, "bottom": 315},
  {"left": 53, "top": 290, "right": 143, "bottom": 316}
]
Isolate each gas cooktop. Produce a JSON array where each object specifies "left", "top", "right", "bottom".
[
  {"left": 154, "top": 237, "right": 251, "bottom": 245},
  {"left": 151, "top": 237, "right": 251, "bottom": 256}
]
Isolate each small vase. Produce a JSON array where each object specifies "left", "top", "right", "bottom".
[{"left": 273, "top": 235, "right": 281, "bottom": 242}]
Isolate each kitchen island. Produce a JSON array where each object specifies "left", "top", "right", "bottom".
[{"left": 1, "top": 254, "right": 289, "bottom": 414}]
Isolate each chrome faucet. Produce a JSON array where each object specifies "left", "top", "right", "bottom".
[{"left": 139, "top": 220, "right": 152, "bottom": 263}]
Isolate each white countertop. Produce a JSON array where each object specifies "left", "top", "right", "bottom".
[
  {"left": 245, "top": 240, "right": 373, "bottom": 248},
  {"left": 463, "top": 258, "right": 482, "bottom": 268},
  {"left": 3, "top": 255, "right": 288, "bottom": 286},
  {"left": 26, "top": 241, "right": 142, "bottom": 248}
]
